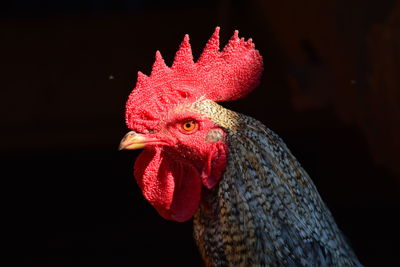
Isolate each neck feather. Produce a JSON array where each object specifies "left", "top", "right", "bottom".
[{"left": 193, "top": 102, "right": 361, "bottom": 266}]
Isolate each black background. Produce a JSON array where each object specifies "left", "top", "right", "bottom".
[{"left": 2, "top": 1, "right": 400, "bottom": 266}]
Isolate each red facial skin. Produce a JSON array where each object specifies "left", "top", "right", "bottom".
[{"left": 132, "top": 111, "right": 228, "bottom": 222}]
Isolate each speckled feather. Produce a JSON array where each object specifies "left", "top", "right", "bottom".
[{"left": 192, "top": 100, "right": 362, "bottom": 267}]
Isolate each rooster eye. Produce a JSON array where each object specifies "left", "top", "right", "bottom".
[{"left": 181, "top": 121, "right": 197, "bottom": 132}]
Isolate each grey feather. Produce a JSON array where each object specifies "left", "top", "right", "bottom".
[{"left": 192, "top": 100, "right": 362, "bottom": 267}]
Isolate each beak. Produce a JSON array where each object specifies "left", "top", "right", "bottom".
[{"left": 119, "top": 131, "right": 155, "bottom": 150}]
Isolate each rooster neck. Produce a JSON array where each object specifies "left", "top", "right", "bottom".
[{"left": 193, "top": 101, "right": 362, "bottom": 266}]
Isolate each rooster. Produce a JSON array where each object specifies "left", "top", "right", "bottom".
[{"left": 119, "top": 27, "right": 362, "bottom": 266}]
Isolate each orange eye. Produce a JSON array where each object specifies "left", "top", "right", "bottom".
[{"left": 181, "top": 121, "right": 197, "bottom": 132}]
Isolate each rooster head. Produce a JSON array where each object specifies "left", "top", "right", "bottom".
[{"left": 120, "top": 27, "right": 263, "bottom": 222}]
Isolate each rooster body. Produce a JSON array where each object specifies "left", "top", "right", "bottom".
[
  {"left": 192, "top": 100, "right": 361, "bottom": 266},
  {"left": 120, "top": 28, "right": 362, "bottom": 266}
]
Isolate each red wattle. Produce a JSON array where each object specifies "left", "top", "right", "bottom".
[
  {"left": 134, "top": 148, "right": 202, "bottom": 222},
  {"left": 201, "top": 142, "right": 228, "bottom": 189}
]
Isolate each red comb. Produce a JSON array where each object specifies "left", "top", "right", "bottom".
[{"left": 126, "top": 27, "right": 263, "bottom": 131}]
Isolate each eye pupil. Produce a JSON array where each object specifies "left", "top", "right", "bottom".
[{"left": 182, "top": 121, "right": 196, "bottom": 132}]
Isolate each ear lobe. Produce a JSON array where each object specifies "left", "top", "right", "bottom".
[
  {"left": 205, "top": 128, "right": 224, "bottom": 143},
  {"left": 201, "top": 142, "right": 228, "bottom": 189}
]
